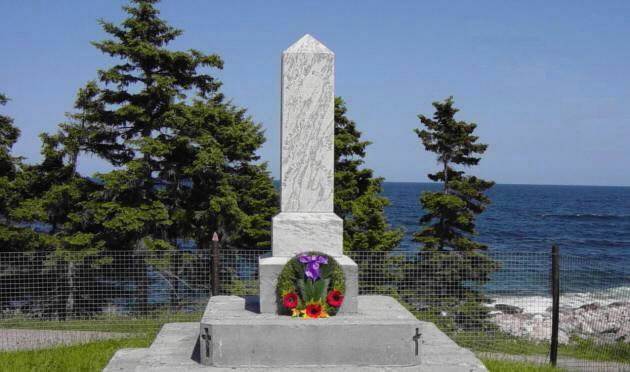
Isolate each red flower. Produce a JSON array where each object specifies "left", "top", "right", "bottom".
[
  {"left": 305, "top": 303, "right": 323, "bottom": 318},
  {"left": 326, "top": 290, "right": 344, "bottom": 308},
  {"left": 283, "top": 292, "right": 298, "bottom": 309}
]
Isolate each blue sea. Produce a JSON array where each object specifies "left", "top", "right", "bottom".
[{"left": 381, "top": 183, "right": 630, "bottom": 310}]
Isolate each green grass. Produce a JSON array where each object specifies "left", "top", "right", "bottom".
[
  {"left": 559, "top": 337, "right": 630, "bottom": 363},
  {"left": 483, "top": 359, "right": 565, "bottom": 372},
  {"left": 0, "top": 325, "right": 624, "bottom": 371},
  {"left": 0, "top": 311, "right": 203, "bottom": 371},
  {"left": 0, "top": 341, "right": 567, "bottom": 372},
  {"left": 1, "top": 303, "right": 628, "bottom": 370},
  {"left": 0, "top": 334, "right": 155, "bottom": 372},
  {"left": 452, "top": 331, "right": 630, "bottom": 364},
  {"left": 405, "top": 304, "right": 629, "bottom": 364},
  {"left": 0, "top": 311, "right": 202, "bottom": 333},
  {"left": 453, "top": 331, "right": 549, "bottom": 355}
]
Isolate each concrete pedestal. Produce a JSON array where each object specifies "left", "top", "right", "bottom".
[
  {"left": 272, "top": 213, "right": 343, "bottom": 256},
  {"left": 104, "top": 296, "right": 487, "bottom": 371},
  {"left": 258, "top": 254, "right": 358, "bottom": 314},
  {"left": 199, "top": 296, "right": 420, "bottom": 367}
]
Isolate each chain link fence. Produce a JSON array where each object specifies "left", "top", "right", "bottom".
[{"left": 1, "top": 248, "right": 628, "bottom": 370}]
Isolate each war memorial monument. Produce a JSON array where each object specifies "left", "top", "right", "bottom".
[{"left": 105, "top": 34, "right": 486, "bottom": 372}]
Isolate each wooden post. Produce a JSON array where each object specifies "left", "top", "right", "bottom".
[
  {"left": 550, "top": 244, "right": 560, "bottom": 366},
  {"left": 211, "top": 232, "right": 220, "bottom": 296}
]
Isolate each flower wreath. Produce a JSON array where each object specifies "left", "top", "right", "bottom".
[{"left": 276, "top": 252, "right": 345, "bottom": 318}]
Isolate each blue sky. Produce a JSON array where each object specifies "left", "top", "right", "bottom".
[{"left": 1, "top": 0, "right": 629, "bottom": 186}]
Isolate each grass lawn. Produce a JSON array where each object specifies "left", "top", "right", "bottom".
[
  {"left": 408, "top": 305, "right": 630, "bottom": 364},
  {"left": 0, "top": 334, "right": 154, "bottom": 372},
  {"left": 0, "top": 309, "right": 626, "bottom": 371},
  {"left": 0, "top": 336, "right": 564, "bottom": 372},
  {"left": 0, "top": 341, "right": 564, "bottom": 372},
  {"left": 0, "top": 312, "right": 202, "bottom": 333},
  {"left": 483, "top": 359, "right": 565, "bottom": 372},
  {"left": 0, "top": 313, "right": 201, "bottom": 371},
  {"left": 452, "top": 331, "right": 630, "bottom": 364}
]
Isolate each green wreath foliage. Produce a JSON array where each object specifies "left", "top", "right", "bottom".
[{"left": 276, "top": 252, "right": 345, "bottom": 317}]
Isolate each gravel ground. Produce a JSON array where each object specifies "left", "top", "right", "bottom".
[
  {"left": 0, "top": 329, "right": 130, "bottom": 351},
  {"left": 480, "top": 352, "right": 630, "bottom": 372}
]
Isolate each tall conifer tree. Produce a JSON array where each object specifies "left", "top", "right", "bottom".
[
  {"left": 10, "top": 132, "right": 103, "bottom": 318},
  {"left": 413, "top": 97, "right": 497, "bottom": 329},
  {"left": 0, "top": 93, "right": 20, "bottom": 182},
  {"left": 0, "top": 93, "right": 49, "bottom": 310},
  {"left": 0, "top": 93, "right": 21, "bottom": 223},
  {"left": 334, "top": 97, "right": 403, "bottom": 290},
  {"left": 6, "top": 84, "right": 111, "bottom": 318},
  {"left": 73, "top": 0, "right": 277, "bottom": 307},
  {"left": 0, "top": 93, "right": 44, "bottom": 256}
]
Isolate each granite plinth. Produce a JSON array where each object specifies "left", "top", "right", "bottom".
[
  {"left": 271, "top": 212, "right": 343, "bottom": 257},
  {"left": 199, "top": 296, "right": 420, "bottom": 367},
  {"left": 105, "top": 320, "right": 487, "bottom": 371},
  {"left": 258, "top": 254, "right": 358, "bottom": 314},
  {"left": 105, "top": 297, "right": 487, "bottom": 371}
]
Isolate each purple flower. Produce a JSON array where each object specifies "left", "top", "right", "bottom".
[{"left": 298, "top": 254, "right": 328, "bottom": 281}]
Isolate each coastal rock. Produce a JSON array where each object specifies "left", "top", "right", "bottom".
[
  {"left": 609, "top": 302, "right": 626, "bottom": 308},
  {"left": 579, "top": 302, "right": 600, "bottom": 311},
  {"left": 616, "top": 323, "right": 630, "bottom": 342},
  {"left": 494, "top": 304, "right": 523, "bottom": 314},
  {"left": 407, "top": 299, "right": 430, "bottom": 312},
  {"left": 490, "top": 301, "right": 630, "bottom": 344}
]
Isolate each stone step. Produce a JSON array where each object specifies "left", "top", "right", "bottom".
[
  {"left": 105, "top": 347, "right": 150, "bottom": 371},
  {"left": 104, "top": 296, "right": 487, "bottom": 371},
  {"left": 199, "top": 295, "right": 486, "bottom": 370},
  {"left": 105, "top": 321, "right": 486, "bottom": 371}
]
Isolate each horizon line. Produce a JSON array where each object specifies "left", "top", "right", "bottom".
[{"left": 267, "top": 179, "right": 630, "bottom": 188}]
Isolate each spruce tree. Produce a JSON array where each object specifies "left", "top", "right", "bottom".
[
  {"left": 0, "top": 93, "right": 22, "bottom": 222},
  {"left": 413, "top": 97, "right": 497, "bottom": 330},
  {"left": 0, "top": 97, "right": 51, "bottom": 308},
  {"left": 0, "top": 92, "right": 42, "bottom": 258},
  {"left": 8, "top": 83, "right": 111, "bottom": 318},
  {"left": 0, "top": 93, "right": 20, "bottom": 181},
  {"left": 74, "top": 0, "right": 277, "bottom": 307},
  {"left": 334, "top": 97, "right": 403, "bottom": 291},
  {"left": 10, "top": 131, "right": 103, "bottom": 318}
]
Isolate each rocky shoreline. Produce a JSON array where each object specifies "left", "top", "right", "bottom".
[{"left": 489, "top": 301, "right": 630, "bottom": 344}]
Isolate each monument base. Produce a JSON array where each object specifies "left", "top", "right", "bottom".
[
  {"left": 200, "top": 296, "right": 419, "bottom": 367},
  {"left": 271, "top": 212, "right": 344, "bottom": 256},
  {"left": 105, "top": 295, "right": 487, "bottom": 371},
  {"left": 258, "top": 254, "right": 358, "bottom": 314}
]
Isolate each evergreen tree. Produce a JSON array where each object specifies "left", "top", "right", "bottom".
[
  {"left": 0, "top": 93, "right": 21, "bottom": 219},
  {"left": 0, "top": 93, "right": 20, "bottom": 180},
  {"left": 412, "top": 97, "right": 498, "bottom": 330},
  {"left": 74, "top": 0, "right": 277, "bottom": 308},
  {"left": 10, "top": 131, "right": 103, "bottom": 318},
  {"left": 334, "top": 97, "right": 403, "bottom": 291},
  {"left": 0, "top": 93, "right": 36, "bottom": 310},
  {"left": 8, "top": 83, "right": 111, "bottom": 318}
]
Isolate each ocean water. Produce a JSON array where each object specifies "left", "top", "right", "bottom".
[{"left": 382, "top": 182, "right": 630, "bottom": 309}]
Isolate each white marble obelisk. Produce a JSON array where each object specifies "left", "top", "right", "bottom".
[
  {"left": 272, "top": 34, "right": 343, "bottom": 257},
  {"left": 280, "top": 34, "right": 335, "bottom": 213},
  {"left": 259, "top": 34, "right": 357, "bottom": 314}
]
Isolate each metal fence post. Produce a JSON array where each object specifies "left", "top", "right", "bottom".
[
  {"left": 550, "top": 244, "right": 560, "bottom": 367},
  {"left": 211, "top": 232, "right": 220, "bottom": 296}
]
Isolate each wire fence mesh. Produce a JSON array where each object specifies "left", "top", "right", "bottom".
[{"left": 0, "top": 248, "right": 628, "bottom": 370}]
